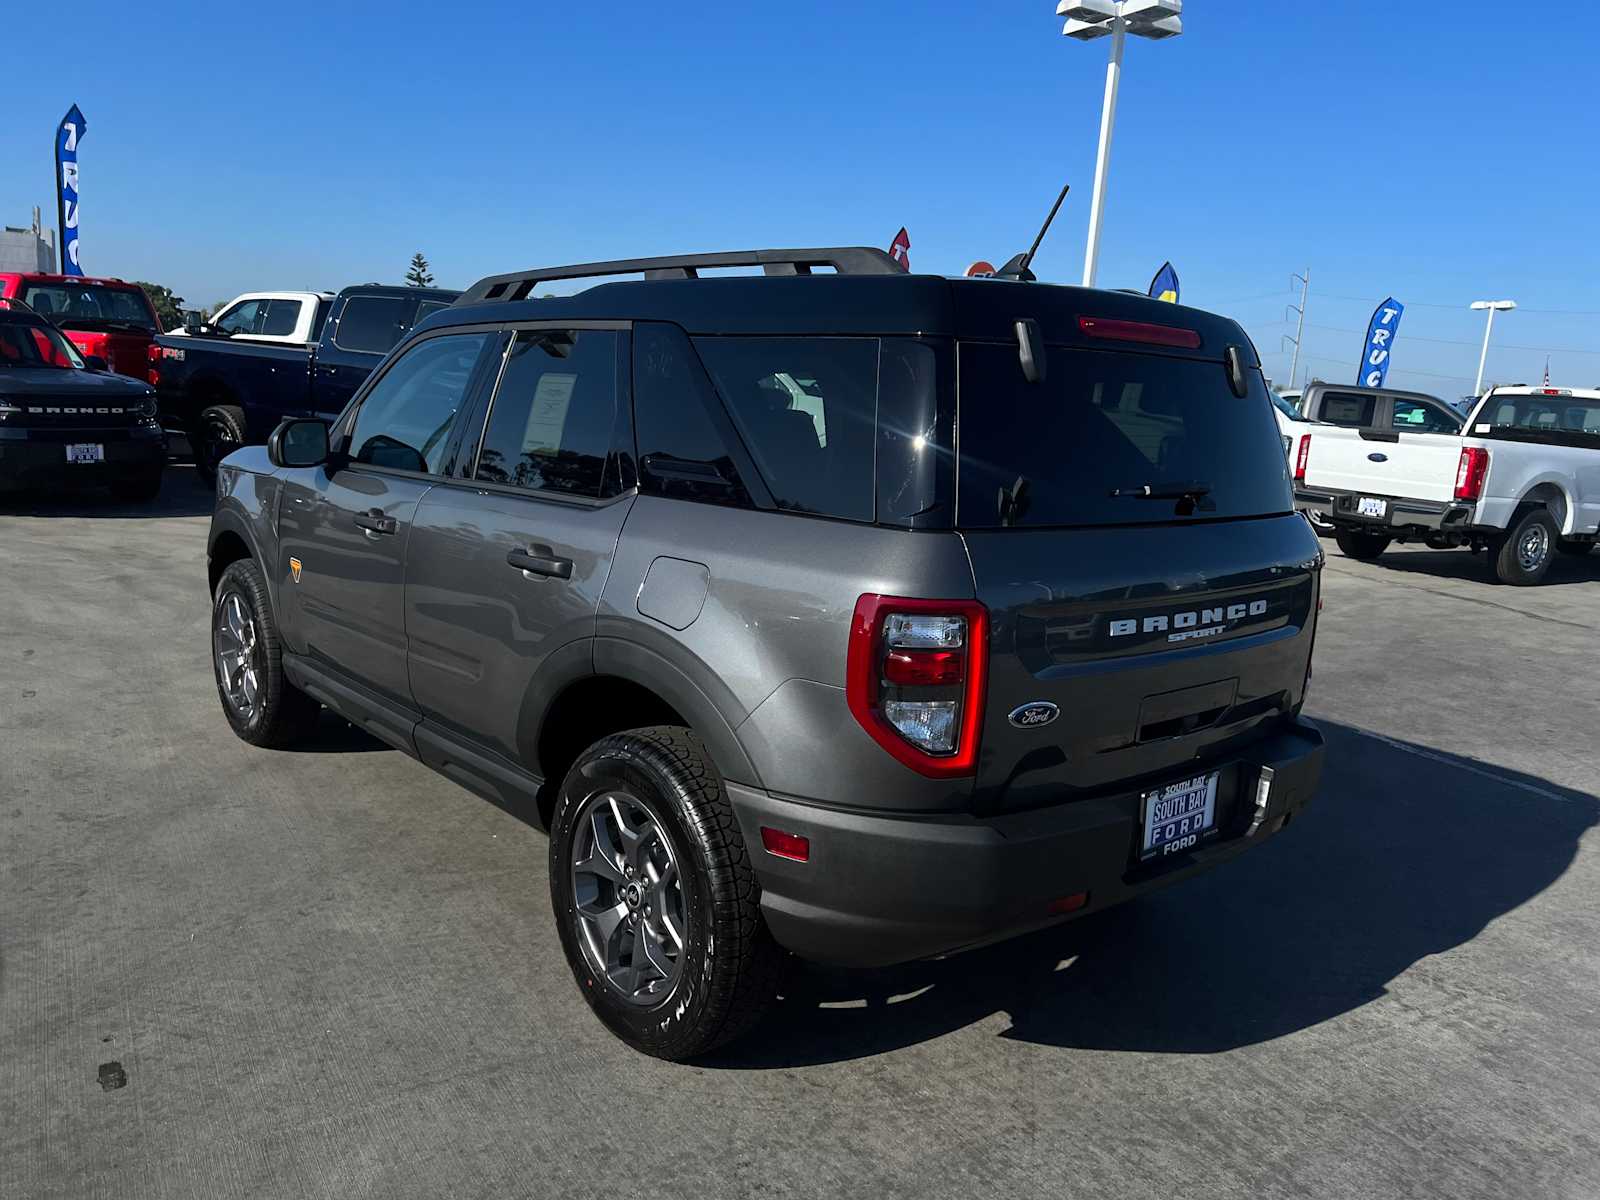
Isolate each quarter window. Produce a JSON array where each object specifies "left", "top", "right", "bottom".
[
  {"left": 259, "top": 299, "right": 303, "bottom": 338},
  {"left": 634, "top": 322, "right": 753, "bottom": 508},
  {"left": 348, "top": 332, "right": 491, "bottom": 473},
  {"left": 474, "top": 329, "right": 619, "bottom": 497}
]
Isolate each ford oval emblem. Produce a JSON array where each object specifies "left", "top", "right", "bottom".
[
  {"left": 1367, "top": 452, "right": 1388, "bottom": 462},
  {"left": 1008, "top": 702, "right": 1060, "bottom": 729}
]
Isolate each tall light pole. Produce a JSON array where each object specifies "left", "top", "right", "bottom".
[
  {"left": 1058, "top": 0, "right": 1184, "bottom": 288},
  {"left": 1470, "top": 299, "right": 1516, "bottom": 397}
]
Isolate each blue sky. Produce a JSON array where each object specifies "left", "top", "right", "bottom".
[{"left": 4, "top": 1, "right": 1597, "bottom": 397}]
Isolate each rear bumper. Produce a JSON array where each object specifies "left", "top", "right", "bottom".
[
  {"left": 0, "top": 427, "right": 166, "bottom": 491},
  {"left": 1296, "top": 486, "right": 1478, "bottom": 533},
  {"left": 729, "top": 718, "right": 1326, "bottom": 968}
]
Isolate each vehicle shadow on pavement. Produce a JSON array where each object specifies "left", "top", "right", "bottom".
[
  {"left": 1332, "top": 546, "right": 1600, "bottom": 589},
  {"left": 705, "top": 720, "right": 1598, "bottom": 1068},
  {"left": 0, "top": 466, "right": 213, "bottom": 519}
]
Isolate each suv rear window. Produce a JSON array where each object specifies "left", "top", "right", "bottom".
[{"left": 956, "top": 343, "right": 1291, "bottom": 529}]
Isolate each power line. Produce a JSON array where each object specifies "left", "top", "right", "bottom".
[
  {"left": 1296, "top": 321, "right": 1600, "bottom": 357},
  {"left": 1316, "top": 290, "right": 1600, "bottom": 317}
]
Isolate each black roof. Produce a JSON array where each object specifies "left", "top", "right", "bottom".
[{"left": 428, "top": 247, "right": 1254, "bottom": 361}]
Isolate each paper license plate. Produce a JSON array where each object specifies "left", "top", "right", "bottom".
[
  {"left": 66, "top": 443, "right": 105, "bottom": 464},
  {"left": 1357, "top": 497, "right": 1386, "bottom": 518},
  {"left": 1141, "top": 771, "right": 1220, "bottom": 860}
]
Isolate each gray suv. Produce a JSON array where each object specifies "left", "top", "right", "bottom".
[{"left": 207, "top": 247, "right": 1327, "bottom": 1060}]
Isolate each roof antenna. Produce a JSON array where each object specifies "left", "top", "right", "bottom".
[{"left": 996, "top": 182, "right": 1070, "bottom": 282}]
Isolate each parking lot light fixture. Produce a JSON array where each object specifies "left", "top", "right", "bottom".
[
  {"left": 1057, "top": 0, "right": 1185, "bottom": 287},
  {"left": 1470, "top": 299, "right": 1517, "bottom": 396}
]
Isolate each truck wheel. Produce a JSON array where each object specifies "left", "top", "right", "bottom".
[
  {"left": 194, "top": 404, "right": 246, "bottom": 487},
  {"left": 1490, "top": 507, "right": 1558, "bottom": 585},
  {"left": 1334, "top": 528, "right": 1391, "bottom": 561},
  {"left": 110, "top": 471, "right": 163, "bottom": 503},
  {"left": 1557, "top": 539, "right": 1593, "bottom": 558},
  {"left": 212, "top": 559, "right": 321, "bottom": 747},
  {"left": 549, "top": 726, "right": 782, "bottom": 1061}
]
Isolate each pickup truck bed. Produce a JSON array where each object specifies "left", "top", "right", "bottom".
[{"left": 1298, "top": 385, "right": 1600, "bottom": 584}]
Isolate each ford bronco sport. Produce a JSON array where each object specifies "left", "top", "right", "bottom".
[{"left": 206, "top": 247, "right": 1326, "bottom": 1059}]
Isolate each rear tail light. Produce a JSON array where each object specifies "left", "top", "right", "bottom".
[
  {"left": 1294, "top": 434, "right": 1311, "bottom": 482},
  {"left": 760, "top": 827, "right": 810, "bottom": 862},
  {"left": 846, "top": 595, "right": 988, "bottom": 777},
  {"left": 1455, "top": 447, "right": 1489, "bottom": 501},
  {"left": 146, "top": 343, "right": 161, "bottom": 388},
  {"left": 1077, "top": 316, "right": 1202, "bottom": 349}
]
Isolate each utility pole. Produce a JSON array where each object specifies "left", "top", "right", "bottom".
[{"left": 1283, "top": 268, "right": 1310, "bottom": 389}]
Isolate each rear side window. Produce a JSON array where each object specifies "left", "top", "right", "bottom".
[
  {"left": 335, "top": 296, "right": 407, "bottom": 353},
  {"left": 413, "top": 300, "right": 451, "bottom": 327},
  {"left": 475, "top": 329, "right": 619, "bottom": 497},
  {"left": 956, "top": 342, "right": 1291, "bottom": 529},
  {"left": 692, "top": 336, "right": 878, "bottom": 522},
  {"left": 1317, "top": 391, "right": 1376, "bottom": 426},
  {"left": 634, "top": 322, "right": 754, "bottom": 508},
  {"left": 1391, "top": 398, "right": 1460, "bottom": 433},
  {"left": 259, "top": 299, "right": 303, "bottom": 337}
]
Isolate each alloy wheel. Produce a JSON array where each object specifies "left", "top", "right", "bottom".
[
  {"left": 214, "top": 590, "right": 263, "bottom": 720},
  {"left": 569, "top": 790, "right": 688, "bottom": 1006}
]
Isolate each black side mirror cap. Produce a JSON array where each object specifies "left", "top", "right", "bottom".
[
  {"left": 82, "top": 355, "right": 108, "bottom": 372},
  {"left": 1015, "top": 319, "right": 1046, "bottom": 384},
  {"left": 268, "top": 417, "right": 330, "bottom": 468}
]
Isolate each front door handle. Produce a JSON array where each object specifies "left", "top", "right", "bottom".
[
  {"left": 507, "top": 546, "right": 573, "bottom": 580},
  {"left": 353, "top": 508, "right": 398, "bottom": 536}
]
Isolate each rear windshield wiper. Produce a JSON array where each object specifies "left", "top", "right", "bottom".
[{"left": 1109, "top": 481, "right": 1212, "bottom": 502}]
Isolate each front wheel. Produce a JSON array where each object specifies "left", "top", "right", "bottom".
[
  {"left": 1490, "top": 507, "right": 1558, "bottom": 585},
  {"left": 193, "top": 404, "right": 246, "bottom": 487},
  {"left": 549, "top": 726, "right": 782, "bottom": 1061},
  {"left": 1335, "top": 528, "right": 1391, "bottom": 561},
  {"left": 212, "top": 559, "right": 321, "bottom": 746}
]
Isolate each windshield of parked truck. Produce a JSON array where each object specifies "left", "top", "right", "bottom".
[
  {"left": 957, "top": 343, "right": 1292, "bottom": 528},
  {"left": 0, "top": 315, "right": 87, "bottom": 369},
  {"left": 19, "top": 282, "right": 156, "bottom": 331}
]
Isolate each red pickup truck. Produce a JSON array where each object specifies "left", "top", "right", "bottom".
[{"left": 0, "top": 273, "right": 162, "bottom": 382}]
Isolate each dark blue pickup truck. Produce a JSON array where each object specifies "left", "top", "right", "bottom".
[{"left": 154, "top": 283, "right": 459, "bottom": 483}]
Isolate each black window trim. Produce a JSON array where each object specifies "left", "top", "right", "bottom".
[
  {"left": 464, "top": 319, "right": 635, "bottom": 504},
  {"left": 331, "top": 323, "right": 508, "bottom": 484}
]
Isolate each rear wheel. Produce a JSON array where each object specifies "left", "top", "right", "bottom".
[
  {"left": 549, "top": 726, "right": 782, "bottom": 1061},
  {"left": 1489, "top": 507, "right": 1558, "bottom": 585},
  {"left": 1334, "top": 528, "right": 1391, "bottom": 561},
  {"left": 212, "top": 558, "right": 321, "bottom": 746},
  {"left": 194, "top": 404, "right": 246, "bottom": 487}
]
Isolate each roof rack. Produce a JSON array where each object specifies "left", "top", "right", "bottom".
[{"left": 460, "top": 246, "right": 903, "bottom": 304}]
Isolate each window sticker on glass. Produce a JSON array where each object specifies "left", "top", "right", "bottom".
[
  {"left": 521, "top": 373, "right": 577, "bottom": 453},
  {"left": 1476, "top": 423, "right": 1490, "bottom": 433}
]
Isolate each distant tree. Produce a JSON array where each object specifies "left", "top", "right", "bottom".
[
  {"left": 405, "top": 252, "right": 435, "bottom": 287},
  {"left": 133, "top": 281, "right": 186, "bottom": 331}
]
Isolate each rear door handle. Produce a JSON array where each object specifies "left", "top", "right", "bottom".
[
  {"left": 353, "top": 508, "right": 398, "bottom": 536},
  {"left": 506, "top": 546, "right": 573, "bottom": 580}
]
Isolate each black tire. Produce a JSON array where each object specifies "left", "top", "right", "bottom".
[
  {"left": 109, "top": 471, "right": 163, "bottom": 503},
  {"left": 193, "top": 403, "right": 246, "bottom": 487},
  {"left": 211, "top": 558, "right": 321, "bottom": 747},
  {"left": 549, "top": 726, "right": 782, "bottom": 1061},
  {"left": 1557, "top": 539, "right": 1593, "bottom": 558},
  {"left": 1335, "top": 528, "right": 1391, "bottom": 561},
  {"left": 1489, "top": 507, "right": 1559, "bottom": 586}
]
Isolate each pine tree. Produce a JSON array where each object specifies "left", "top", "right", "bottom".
[{"left": 405, "top": 252, "right": 434, "bottom": 288}]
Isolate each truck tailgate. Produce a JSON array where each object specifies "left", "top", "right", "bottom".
[{"left": 1303, "top": 428, "right": 1460, "bottom": 502}]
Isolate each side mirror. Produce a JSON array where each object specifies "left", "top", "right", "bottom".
[
  {"left": 268, "top": 418, "right": 330, "bottom": 468},
  {"left": 83, "top": 354, "right": 109, "bottom": 372},
  {"left": 182, "top": 310, "right": 203, "bottom": 333}
]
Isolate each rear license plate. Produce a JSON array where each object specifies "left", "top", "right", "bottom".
[
  {"left": 1140, "top": 770, "right": 1220, "bottom": 860},
  {"left": 66, "top": 443, "right": 104, "bottom": 464},
  {"left": 1357, "top": 497, "right": 1386, "bottom": 518}
]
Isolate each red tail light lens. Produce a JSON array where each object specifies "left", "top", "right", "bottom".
[
  {"left": 1294, "top": 434, "right": 1311, "bottom": 483},
  {"left": 1077, "top": 316, "right": 1202, "bottom": 349},
  {"left": 760, "top": 827, "right": 810, "bottom": 862},
  {"left": 146, "top": 342, "right": 161, "bottom": 388},
  {"left": 1455, "top": 447, "right": 1490, "bottom": 501},
  {"left": 846, "top": 595, "right": 988, "bottom": 777}
]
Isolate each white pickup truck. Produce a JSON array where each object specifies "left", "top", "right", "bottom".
[{"left": 1296, "top": 385, "right": 1600, "bottom": 584}]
